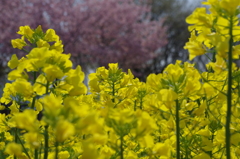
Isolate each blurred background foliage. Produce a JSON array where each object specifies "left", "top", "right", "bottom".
[{"left": 0, "top": 0, "right": 201, "bottom": 94}]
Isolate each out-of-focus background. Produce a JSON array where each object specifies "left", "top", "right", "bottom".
[{"left": 0, "top": 0, "right": 202, "bottom": 94}]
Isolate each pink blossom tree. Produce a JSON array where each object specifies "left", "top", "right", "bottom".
[{"left": 0, "top": 0, "right": 167, "bottom": 78}]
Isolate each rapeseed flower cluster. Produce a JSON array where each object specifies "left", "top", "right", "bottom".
[{"left": 0, "top": 0, "right": 240, "bottom": 158}]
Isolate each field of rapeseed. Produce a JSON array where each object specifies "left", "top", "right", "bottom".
[{"left": 1, "top": 0, "right": 240, "bottom": 158}]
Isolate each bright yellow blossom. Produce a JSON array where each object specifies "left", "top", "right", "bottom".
[{"left": 11, "top": 36, "right": 27, "bottom": 49}]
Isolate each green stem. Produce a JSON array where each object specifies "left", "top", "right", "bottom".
[
  {"left": 175, "top": 99, "right": 180, "bottom": 159},
  {"left": 44, "top": 125, "right": 49, "bottom": 159},
  {"left": 33, "top": 71, "right": 37, "bottom": 83},
  {"left": 112, "top": 81, "right": 115, "bottom": 103},
  {"left": 14, "top": 128, "right": 17, "bottom": 159},
  {"left": 226, "top": 16, "right": 233, "bottom": 159},
  {"left": 34, "top": 149, "right": 38, "bottom": 159},
  {"left": 140, "top": 97, "right": 143, "bottom": 110},
  {"left": 31, "top": 97, "right": 36, "bottom": 109},
  {"left": 55, "top": 141, "right": 59, "bottom": 159},
  {"left": 120, "top": 135, "right": 124, "bottom": 159},
  {"left": 15, "top": 130, "right": 31, "bottom": 159},
  {"left": 134, "top": 100, "right": 137, "bottom": 111},
  {"left": 46, "top": 81, "right": 49, "bottom": 94}
]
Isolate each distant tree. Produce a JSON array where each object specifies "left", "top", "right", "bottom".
[
  {"left": 137, "top": 0, "right": 203, "bottom": 78},
  {"left": 0, "top": 0, "right": 167, "bottom": 78}
]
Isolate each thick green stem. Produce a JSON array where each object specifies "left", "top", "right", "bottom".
[
  {"left": 55, "top": 141, "right": 59, "bottom": 159},
  {"left": 46, "top": 81, "right": 49, "bottom": 94},
  {"left": 44, "top": 125, "right": 49, "bottom": 159},
  {"left": 34, "top": 149, "right": 38, "bottom": 159},
  {"left": 112, "top": 81, "right": 115, "bottom": 103},
  {"left": 175, "top": 100, "right": 180, "bottom": 159},
  {"left": 15, "top": 129, "right": 31, "bottom": 159},
  {"left": 14, "top": 128, "right": 17, "bottom": 159},
  {"left": 31, "top": 97, "right": 36, "bottom": 109},
  {"left": 226, "top": 16, "right": 233, "bottom": 159},
  {"left": 120, "top": 135, "right": 124, "bottom": 159},
  {"left": 139, "top": 97, "right": 143, "bottom": 110}
]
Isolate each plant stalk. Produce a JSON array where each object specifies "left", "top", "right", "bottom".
[{"left": 226, "top": 16, "right": 233, "bottom": 159}]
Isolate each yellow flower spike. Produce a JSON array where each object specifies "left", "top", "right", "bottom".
[
  {"left": 215, "top": 37, "right": 229, "bottom": 59},
  {"left": 164, "top": 63, "right": 184, "bottom": 83},
  {"left": 11, "top": 36, "right": 27, "bottom": 50},
  {"left": 88, "top": 73, "right": 101, "bottom": 93},
  {"left": 7, "top": 69, "right": 26, "bottom": 81},
  {"left": 183, "top": 79, "right": 201, "bottom": 98},
  {"left": 8, "top": 54, "right": 19, "bottom": 69},
  {"left": 137, "top": 134, "right": 154, "bottom": 148},
  {"left": 9, "top": 101, "right": 20, "bottom": 114},
  {"left": 24, "top": 132, "right": 42, "bottom": 149},
  {"left": 184, "top": 31, "right": 206, "bottom": 60},
  {"left": 197, "top": 126, "right": 211, "bottom": 137},
  {"left": 33, "top": 74, "right": 47, "bottom": 96},
  {"left": 135, "top": 110, "right": 158, "bottom": 137},
  {"left": 13, "top": 78, "right": 34, "bottom": 98},
  {"left": 146, "top": 73, "right": 163, "bottom": 92},
  {"left": 0, "top": 83, "right": 16, "bottom": 104},
  {"left": 5, "top": 142, "right": 23, "bottom": 157},
  {"left": 44, "top": 29, "right": 59, "bottom": 42},
  {"left": 125, "top": 150, "right": 138, "bottom": 159},
  {"left": 202, "top": 82, "right": 217, "bottom": 98},
  {"left": 158, "top": 89, "right": 178, "bottom": 102},
  {"left": 4, "top": 132, "right": 14, "bottom": 141},
  {"left": 215, "top": 128, "right": 225, "bottom": 145},
  {"left": 88, "top": 133, "right": 108, "bottom": 145},
  {"left": 43, "top": 64, "right": 64, "bottom": 82},
  {"left": 13, "top": 109, "right": 39, "bottom": 132},
  {"left": 108, "top": 63, "right": 119, "bottom": 72},
  {"left": 58, "top": 151, "right": 70, "bottom": 159},
  {"left": 192, "top": 100, "right": 206, "bottom": 116},
  {"left": 49, "top": 40, "right": 64, "bottom": 52},
  {"left": 220, "top": 0, "right": 240, "bottom": 16},
  {"left": 81, "top": 141, "right": 99, "bottom": 159},
  {"left": 231, "top": 133, "right": 240, "bottom": 146},
  {"left": 65, "top": 65, "right": 85, "bottom": 86},
  {"left": 69, "top": 83, "right": 87, "bottom": 96},
  {"left": 99, "top": 145, "right": 115, "bottom": 158},
  {"left": 207, "top": 55, "right": 227, "bottom": 74},
  {"left": 0, "top": 142, "right": 5, "bottom": 150},
  {"left": 201, "top": 137, "right": 213, "bottom": 151},
  {"left": 25, "top": 47, "right": 50, "bottom": 71},
  {"left": 193, "top": 152, "right": 211, "bottom": 159},
  {"left": 36, "top": 39, "right": 50, "bottom": 48},
  {"left": 17, "top": 25, "right": 34, "bottom": 40},
  {"left": 186, "top": 7, "right": 212, "bottom": 30},
  {"left": 41, "top": 93, "right": 62, "bottom": 116},
  {"left": 152, "top": 142, "right": 171, "bottom": 157},
  {"left": 55, "top": 119, "right": 75, "bottom": 143},
  {"left": 96, "top": 66, "right": 108, "bottom": 80}
]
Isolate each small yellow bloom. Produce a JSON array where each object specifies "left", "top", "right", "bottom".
[
  {"left": 8, "top": 54, "right": 19, "bottom": 69},
  {"left": 17, "top": 25, "right": 34, "bottom": 39},
  {"left": 11, "top": 37, "right": 27, "bottom": 49},
  {"left": 43, "top": 64, "right": 64, "bottom": 82},
  {"left": 184, "top": 31, "right": 206, "bottom": 60},
  {"left": 13, "top": 78, "right": 34, "bottom": 98},
  {"left": 36, "top": 39, "right": 50, "bottom": 48},
  {"left": 55, "top": 119, "right": 75, "bottom": 142},
  {"left": 58, "top": 151, "right": 70, "bottom": 159},
  {"left": 44, "top": 29, "right": 59, "bottom": 42},
  {"left": 13, "top": 109, "right": 39, "bottom": 132},
  {"left": 152, "top": 142, "right": 170, "bottom": 157},
  {"left": 24, "top": 132, "right": 42, "bottom": 149},
  {"left": 5, "top": 142, "right": 22, "bottom": 156},
  {"left": 41, "top": 93, "right": 62, "bottom": 116},
  {"left": 193, "top": 152, "right": 211, "bottom": 159}
]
